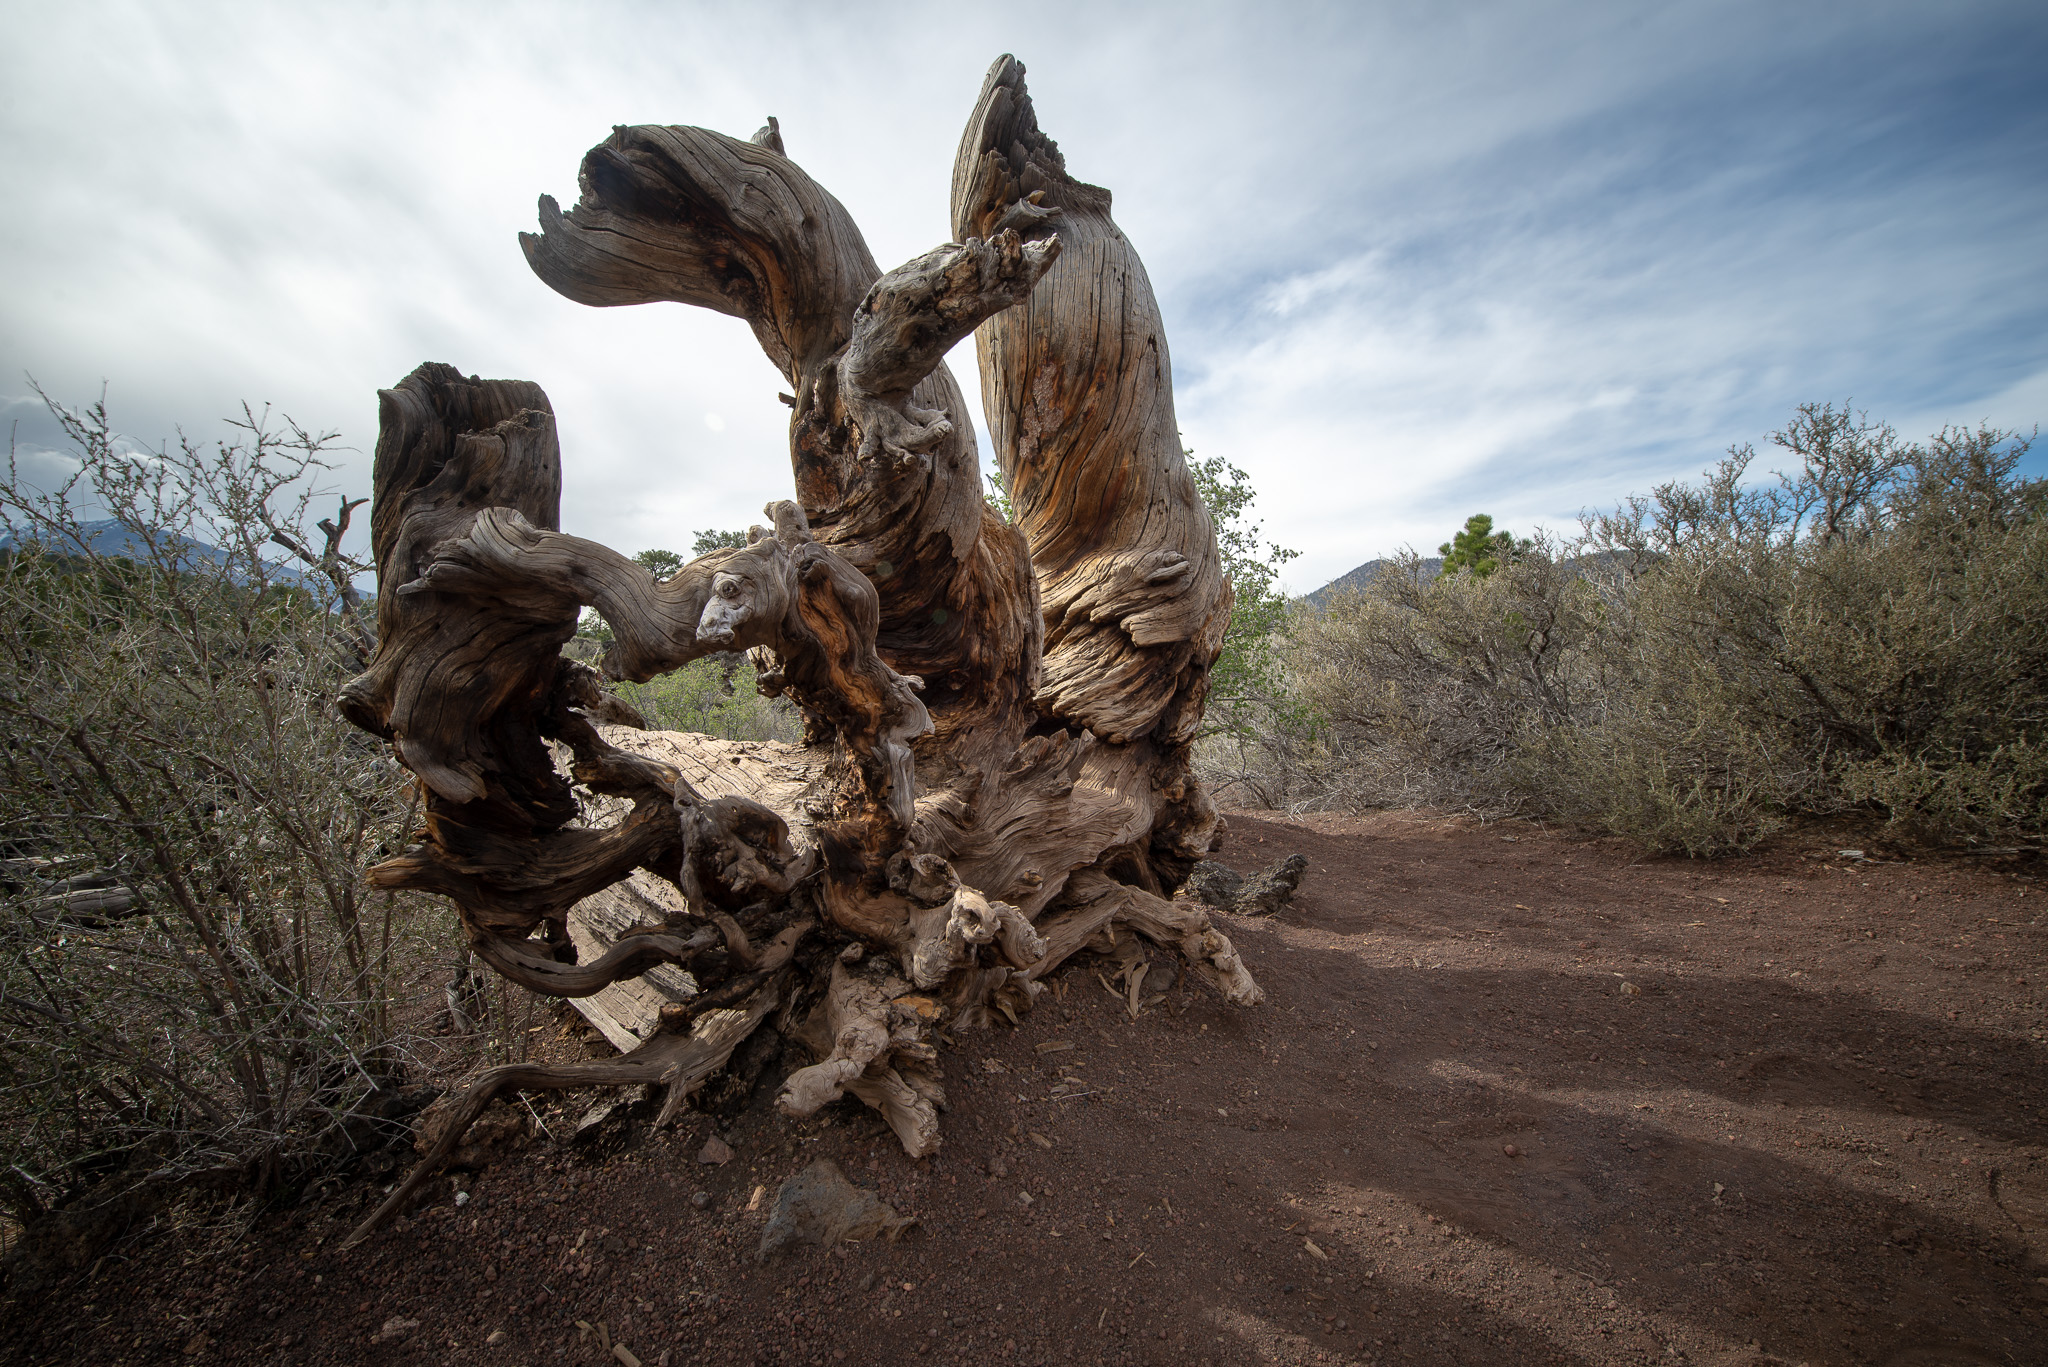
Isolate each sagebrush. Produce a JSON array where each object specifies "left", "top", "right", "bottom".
[
  {"left": 0, "top": 392, "right": 442, "bottom": 1259},
  {"left": 1225, "top": 405, "right": 2045, "bottom": 854}
]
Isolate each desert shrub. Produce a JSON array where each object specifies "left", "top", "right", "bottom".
[
  {"left": 0, "top": 392, "right": 438, "bottom": 1248},
  {"left": 1189, "top": 452, "right": 1301, "bottom": 719},
  {"left": 1197, "top": 685, "right": 1326, "bottom": 811},
  {"left": 611, "top": 653, "right": 801, "bottom": 742},
  {"left": 1187, "top": 454, "right": 1325, "bottom": 807},
  {"left": 1555, "top": 409, "right": 2046, "bottom": 851},
  {"left": 575, "top": 542, "right": 800, "bottom": 743},
  {"left": 1265, "top": 405, "right": 2044, "bottom": 853},
  {"left": 1286, "top": 535, "right": 1612, "bottom": 814}
]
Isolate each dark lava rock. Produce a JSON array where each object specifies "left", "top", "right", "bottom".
[
  {"left": 1186, "top": 861, "right": 1245, "bottom": 910},
  {"left": 1236, "top": 853, "right": 1309, "bottom": 917},
  {"left": 756, "top": 1160, "right": 913, "bottom": 1262}
]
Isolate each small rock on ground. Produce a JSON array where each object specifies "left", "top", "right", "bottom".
[
  {"left": 756, "top": 1159, "right": 914, "bottom": 1262},
  {"left": 370, "top": 1316, "right": 419, "bottom": 1344}
]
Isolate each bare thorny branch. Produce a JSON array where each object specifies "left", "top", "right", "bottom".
[{"left": 0, "top": 384, "right": 429, "bottom": 1227}]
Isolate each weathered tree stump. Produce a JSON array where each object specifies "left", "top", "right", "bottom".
[{"left": 338, "top": 55, "right": 1259, "bottom": 1248}]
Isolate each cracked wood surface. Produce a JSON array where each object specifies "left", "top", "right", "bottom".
[
  {"left": 336, "top": 56, "right": 1260, "bottom": 1239},
  {"left": 953, "top": 55, "right": 1231, "bottom": 747}
]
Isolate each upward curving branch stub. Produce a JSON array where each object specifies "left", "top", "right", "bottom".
[
  {"left": 953, "top": 56, "right": 1231, "bottom": 748},
  {"left": 520, "top": 126, "right": 1044, "bottom": 743},
  {"left": 339, "top": 58, "right": 1259, "bottom": 1243}
]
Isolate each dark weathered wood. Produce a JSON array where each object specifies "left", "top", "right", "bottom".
[
  {"left": 338, "top": 56, "right": 1260, "bottom": 1245},
  {"left": 339, "top": 367, "right": 568, "bottom": 817},
  {"left": 519, "top": 122, "right": 1047, "bottom": 744},
  {"left": 399, "top": 497, "right": 933, "bottom": 831},
  {"left": 954, "top": 55, "right": 1232, "bottom": 748}
]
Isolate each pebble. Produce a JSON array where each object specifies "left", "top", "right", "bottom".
[
  {"left": 1502, "top": 1144, "right": 1520, "bottom": 1158},
  {"left": 698, "top": 1136, "right": 734, "bottom": 1166}
]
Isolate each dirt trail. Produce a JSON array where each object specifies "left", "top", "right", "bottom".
[{"left": 8, "top": 811, "right": 2044, "bottom": 1367}]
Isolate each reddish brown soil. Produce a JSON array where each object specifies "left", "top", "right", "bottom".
[{"left": 8, "top": 811, "right": 2045, "bottom": 1367}]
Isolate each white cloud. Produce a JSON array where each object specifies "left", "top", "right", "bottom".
[
  {"left": 2, "top": 0, "right": 2041, "bottom": 592},
  {"left": 1891, "top": 366, "right": 2048, "bottom": 448}
]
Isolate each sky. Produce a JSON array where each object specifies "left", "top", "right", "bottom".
[{"left": 4, "top": 0, "right": 2044, "bottom": 593}]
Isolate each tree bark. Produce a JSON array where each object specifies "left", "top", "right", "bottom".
[
  {"left": 953, "top": 55, "right": 1232, "bottom": 750},
  {"left": 339, "top": 54, "right": 1257, "bottom": 1243}
]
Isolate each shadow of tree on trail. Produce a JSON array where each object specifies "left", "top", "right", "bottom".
[{"left": 1153, "top": 836, "right": 2045, "bottom": 1367}]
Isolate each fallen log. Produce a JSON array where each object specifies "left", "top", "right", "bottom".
[{"left": 338, "top": 54, "right": 1259, "bottom": 1243}]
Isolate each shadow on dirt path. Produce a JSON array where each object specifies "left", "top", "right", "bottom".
[{"left": 6, "top": 810, "right": 2043, "bottom": 1367}]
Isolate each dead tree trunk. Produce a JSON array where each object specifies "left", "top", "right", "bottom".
[{"left": 339, "top": 55, "right": 1258, "bottom": 1247}]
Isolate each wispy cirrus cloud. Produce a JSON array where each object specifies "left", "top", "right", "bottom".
[
  {"left": 1160, "top": 2, "right": 2048, "bottom": 581},
  {"left": 2, "top": 1, "right": 2041, "bottom": 591}
]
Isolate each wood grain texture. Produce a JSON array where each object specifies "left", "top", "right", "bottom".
[
  {"left": 521, "top": 125, "right": 875, "bottom": 382},
  {"left": 777, "top": 954, "right": 945, "bottom": 1157},
  {"left": 520, "top": 124, "right": 1047, "bottom": 741},
  {"left": 336, "top": 67, "right": 1263, "bottom": 1238},
  {"left": 952, "top": 55, "right": 1231, "bottom": 746},
  {"left": 339, "top": 364, "right": 570, "bottom": 815},
  {"left": 401, "top": 497, "right": 932, "bottom": 834},
  {"left": 566, "top": 869, "right": 703, "bottom": 1051}
]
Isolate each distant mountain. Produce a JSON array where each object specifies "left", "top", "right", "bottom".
[
  {"left": 0, "top": 518, "right": 322, "bottom": 590},
  {"left": 1303, "top": 555, "right": 1442, "bottom": 610},
  {"left": 1302, "top": 548, "right": 1644, "bottom": 610}
]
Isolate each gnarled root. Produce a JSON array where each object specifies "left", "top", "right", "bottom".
[
  {"left": 471, "top": 922, "right": 718, "bottom": 998},
  {"left": 941, "top": 962, "right": 1043, "bottom": 1028},
  {"left": 777, "top": 954, "right": 945, "bottom": 1157},
  {"left": 842, "top": 1064, "right": 945, "bottom": 1158},
  {"left": 675, "top": 780, "right": 816, "bottom": 919},
  {"left": 1027, "top": 870, "right": 1263, "bottom": 1006},
  {"left": 893, "top": 853, "right": 1045, "bottom": 989},
  {"left": 341, "top": 972, "right": 786, "bottom": 1250},
  {"left": 1119, "top": 886, "right": 1264, "bottom": 1007}
]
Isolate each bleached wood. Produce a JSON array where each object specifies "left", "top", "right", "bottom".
[
  {"left": 338, "top": 59, "right": 1263, "bottom": 1245},
  {"left": 567, "top": 869, "right": 700, "bottom": 1050}
]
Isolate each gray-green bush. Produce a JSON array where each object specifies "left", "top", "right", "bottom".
[
  {"left": 609, "top": 653, "right": 802, "bottom": 742},
  {"left": 1269, "top": 405, "right": 2044, "bottom": 854},
  {"left": 577, "top": 538, "right": 801, "bottom": 744},
  {"left": 0, "top": 392, "right": 436, "bottom": 1248},
  {"left": 1186, "top": 454, "right": 1323, "bottom": 807}
]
